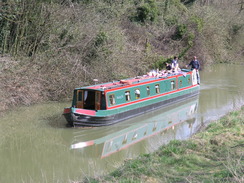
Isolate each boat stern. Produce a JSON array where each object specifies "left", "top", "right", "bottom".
[
  {"left": 63, "top": 107, "right": 117, "bottom": 126},
  {"left": 63, "top": 107, "right": 77, "bottom": 126}
]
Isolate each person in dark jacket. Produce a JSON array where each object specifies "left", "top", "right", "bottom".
[
  {"left": 187, "top": 56, "right": 200, "bottom": 84},
  {"left": 187, "top": 56, "right": 200, "bottom": 70},
  {"left": 166, "top": 62, "right": 172, "bottom": 71}
]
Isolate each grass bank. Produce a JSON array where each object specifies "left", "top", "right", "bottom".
[{"left": 86, "top": 106, "right": 244, "bottom": 183}]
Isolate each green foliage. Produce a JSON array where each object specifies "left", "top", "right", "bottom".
[
  {"left": 133, "top": 0, "right": 158, "bottom": 23},
  {"left": 172, "top": 24, "right": 188, "bottom": 40},
  {"left": 110, "top": 169, "right": 123, "bottom": 177},
  {"left": 83, "top": 177, "right": 99, "bottom": 183},
  {"left": 178, "top": 44, "right": 191, "bottom": 58},
  {"left": 164, "top": 15, "right": 178, "bottom": 26},
  {"left": 83, "top": 31, "right": 109, "bottom": 62},
  {"left": 164, "top": 0, "right": 188, "bottom": 14},
  {"left": 187, "top": 32, "right": 195, "bottom": 46},
  {"left": 231, "top": 24, "right": 243, "bottom": 35},
  {"left": 152, "top": 56, "right": 172, "bottom": 70},
  {"left": 0, "top": 0, "right": 51, "bottom": 56},
  {"left": 163, "top": 0, "right": 185, "bottom": 15},
  {"left": 184, "top": 141, "right": 197, "bottom": 150},
  {"left": 59, "top": 29, "right": 74, "bottom": 47},
  {"left": 163, "top": 0, "right": 170, "bottom": 15},
  {"left": 190, "top": 15, "right": 204, "bottom": 32},
  {"left": 214, "top": 169, "right": 233, "bottom": 179},
  {"left": 181, "top": 0, "right": 197, "bottom": 6},
  {"left": 160, "top": 140, "right": 185, "bottom": 156},
  {"left": 95, "top": 31, "right": 108, "bottom": 47},
  {"left": 75, "top": 0, "right": 92, "bottom": 4},
  {"left": 59, "top": 29, "right": 69, "bottom": 40}
]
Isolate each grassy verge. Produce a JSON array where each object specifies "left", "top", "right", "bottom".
[{"left": 86, "top": 106, "right": 244, "bottom": 183}]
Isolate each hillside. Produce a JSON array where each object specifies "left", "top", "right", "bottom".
[{"left": 0, "top": 0, "right": 243, "bottom": 112}]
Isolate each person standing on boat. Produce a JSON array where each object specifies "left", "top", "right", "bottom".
[
  {"left": 171, "top": 56, "right": 178, "bottom": 70},
  {"left": 187, "top": 56, "right": 200, "bottom": 70},
  {"left": 187, "top": 56, "right": 200, "bottom": 84},
  {"left": 171, "top": 56, "right": 181, "bottom": 73}
]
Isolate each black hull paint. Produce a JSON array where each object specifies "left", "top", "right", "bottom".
[{"left": 64, "top": 90, "right": 199, "bottom": 127}]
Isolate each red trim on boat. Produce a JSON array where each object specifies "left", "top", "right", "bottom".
[
  {"left": 105, "top": 75, "right": 180, "bottom": 93},
  {"left": 87, "top": 72, "right": 189, "bottom": 91},
  {"left": 71, "top": 140, "right": 95, "bottom": 149},
  {"left": 63, "top": 108, "right": 71, "bottom": 114},
  {"left": 75, "top": 109, "right": 96, "bottom": 116},
  {"left": 107, "top": 84, "right": 199, "bottom": 110}
]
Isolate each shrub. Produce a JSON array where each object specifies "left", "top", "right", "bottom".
[
  {"left": 172, "top": 24, "right": 188, "bottom": 40},
  {"left": 133, "top": 0, "right": 158, "bottom": 23}
]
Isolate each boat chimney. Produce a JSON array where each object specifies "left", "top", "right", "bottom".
[{"left": 93, "top": 79, "right": 98, "bottom": 85}]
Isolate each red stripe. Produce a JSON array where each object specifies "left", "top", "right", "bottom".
[
  {"left": 75, "top": 109, "right": 96, "bottom": 116},
  {"left": 71, "top": 141, "right": 95, "bottom": 149},
  {"left": 105, "top": 75, "right": 181, "bottom": 93},
  {"left": 63, "top": 108, "right": 71, "bottom": 114},
  {"left": 107, "top": 84, "right": 198, "bottom": 110}
]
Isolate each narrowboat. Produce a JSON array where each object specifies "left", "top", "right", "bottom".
[{"left": 63, "top": 69, "right": 200, "bottom": 127}]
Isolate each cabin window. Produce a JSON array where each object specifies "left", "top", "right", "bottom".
[
  {"left": 109, "top": 94, "right": 115, "bottom": 105},
  {"left": 84, "top": 91, "right": 88, "bottom": 101},
  {"left": 132, "top": 132, "right": 138, "bottom": 140},
  {"left": 155, "top": 84, "right": 160, "bottom": 94},
  {"left": 171, "top": 81, "right": 176, "bottom": 90},
  {"left": 179, "top": 80, "right": 183, "bottom": 87},
  {"left": 122, "top": 134, "right": 128, "bottom": 145},
  {"left": 125, "top": 91, "right": 131, "bottom": 101},
  {"left": 101, "top": 94, "right": 106, "bottom": 110},
  {"left": 188, "top": 78, "right": 191, "bottom": 84},
  {"left": 146, "top": 86, "right": 150, "bottom": 96},
  {"left": 134, "top": 89, "right": 140, "bottom": 99}
]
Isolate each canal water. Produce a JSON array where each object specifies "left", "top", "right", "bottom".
[{"left": 0, "top": 64, "right": 244, "bottom": 183}]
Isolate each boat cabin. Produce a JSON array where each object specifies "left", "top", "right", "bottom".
[{"left": 71, "top": 69, "right": 194, "bottom": 111}]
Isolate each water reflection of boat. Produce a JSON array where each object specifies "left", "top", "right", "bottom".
[{"left": 71, "top": 96, "right": 199, "bottom": 158}]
